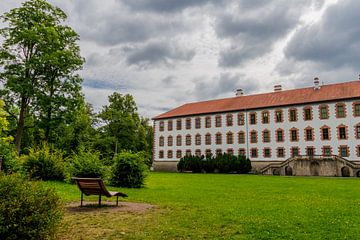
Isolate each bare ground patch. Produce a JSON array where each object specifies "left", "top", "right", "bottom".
[{"left": 66, "top": 201, "right": 155, "bottom": 214}]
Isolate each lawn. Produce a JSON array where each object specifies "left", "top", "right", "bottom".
[{"left": 46, "top": 173, "right": 360, "bottom": 239}]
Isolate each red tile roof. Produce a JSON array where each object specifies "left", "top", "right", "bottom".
[{"left": 153, "top": 80, "right": 360, "bottom": 120}]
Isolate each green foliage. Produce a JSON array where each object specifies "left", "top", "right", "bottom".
[
  {"left": 0, "top": 174, "right": 63, "bottom": 240},
  {"left": 23, "top": 145, "right": 67, "bottom": 181},
  {"left": 177, "top": 153, "right": 252, "bottom": 174},
  {"left": 110, "top": 151, "right": 148, "bottom": 188},
  {"left": 69, "top": 150, "right": 106, "bottom": 179},
  {"left": 0, "top": 0, "right": 84, "bottom": 152},
  {"left": 96, "top": 92, "right": 153, "bottom": 164}
]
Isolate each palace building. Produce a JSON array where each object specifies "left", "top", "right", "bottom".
[{"left": 152, "top": 79, "right": 360, "bottom": 176}]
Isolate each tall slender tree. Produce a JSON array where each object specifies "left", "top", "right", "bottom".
[{"left": 0, "top": 0, "right": 84, "bottom": 153}]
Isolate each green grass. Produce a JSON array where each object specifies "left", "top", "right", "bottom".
[{"left": 45, "top": 173, "right": 360, "bottom": 239}]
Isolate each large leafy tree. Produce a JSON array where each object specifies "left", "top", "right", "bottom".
[
  {"left": 97, "top": 92, "right": 153, "bottom": 163},
  {"left": 0, "top": 0, "right": 84, "bottom": 153}
]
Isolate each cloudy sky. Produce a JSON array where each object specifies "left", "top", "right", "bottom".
[{"left": 1, "top": 0, "right": 360, "bottom": 118}]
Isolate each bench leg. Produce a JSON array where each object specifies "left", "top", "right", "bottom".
[
  {"left": 116, "top": 196, "right": 119, "bottom": 206},
  {"left": 81, "top": 192, "right": 83, "bottom": 207},
  {"left": 98, "top": 194, "right": 101, "bottom": 206}
]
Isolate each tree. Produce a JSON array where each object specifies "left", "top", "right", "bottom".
[
  {"left": 0, "top": 0, "right": 84, "bottom": 153},
  {"left": 97, "top": 92, "right": 153, "bottom": 163}
]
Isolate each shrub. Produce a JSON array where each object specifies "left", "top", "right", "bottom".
[
  {"left": 0, "top": 174, "right": 63, "bottom": 240},
  {"left": 178, "top": 153, "right": 252, "bottom": 174},
  {"left": 0, "top": 143, "right": 20, "bottom": 174},
  {"left": 23, "top": 145, "right": 67, "bottom": 181},
  {"left": 110, "top": 151, "right": 148, "bottom": 188},
  {"left": 69, "top": 150, "right": 106, "bottom": 179}
]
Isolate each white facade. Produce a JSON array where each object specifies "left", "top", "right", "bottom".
[{"left": 153, "top": 99, "right": 360, "bottom": 163}]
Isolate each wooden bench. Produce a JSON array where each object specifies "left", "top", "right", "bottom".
[{"left": 73, "top": 178, "right": 128, "bottom": 206}]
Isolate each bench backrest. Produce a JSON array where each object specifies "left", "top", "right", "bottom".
[{"left": 73, "top": 178, "right": 112, "bottom": 197}]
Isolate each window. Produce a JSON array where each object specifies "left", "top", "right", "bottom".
[
  {"left": 168, "top": 120, "right": 173, "bottom": 131},
  {"left": 186, "top": 150, "right": 192, "bottom": 157},
  {"left": 167, "top": 150, "right": 173, "bottom": 159},
  {"left": 176, "top": 135, "right": 182, "bottom": 146},
  {"left": 290, "top": 128, "right": 298, "bottom": 142},
  {"left": 319, "top": 105, "right": 329, "bottom": 119},
  {"left": 226, "top": 132, "right": 234, "bottom": 144},
  {"left": 238, "top": 113, "right": 245, "bottom": 125},
  {"left": 186, "top": 134, "right": 191, "bottom": 145},
  {"left": 176, "top": 150, "right": 182, "bottom": 158},
  {"left": 205, "top": 149, "right": 212, "bottom": 156},
  {"left": 205, "top": 116, "right": 211, "bottom": 128},
  {"left": 263, "top": 148, "right": 271, "bottom": 158},
  {"left": 275, "top": 110, "right": 283, "bottom": 123},
  {"left": 262, "top": 111, "right": 269, "bottom": 124},
  {"left": 215, "top": 133, "right": 222, "bottom": 145},
  {"left": 159, "top": 121, "right": 164, "bottom": 131},
  {"left": 238, "top": 148, "right": 246, "bottom": 156},
  {"left": 336, "top": 103, "right": 346, "bottom": 118},
  {"left": 159, "top": 150, "right": 164, "bottom": 158},
  {"left": 304, "top": 107, "right": 312, "bottom": 121},
  {"left": 227, "top": 149, "right": 234, "bottom": 155},
  {"left": 339, "top": 146, "right": 349, "bottom": 157},
  {"left": 215, "top": 115, "right": 222, "bottom": 127},
  {"left": 305, "top": 128, "right": 314, "bottom": 141},
  {"left": 159, "top": 136, "right": 164, "bottom": 146},
  {"left": 205, "top": 133, "right": 211, "bottom": 145},
  {"left": 356, "top": 125, "right": 360, "bottom": 139},
  {"left": 354, "top": 103, "right": 360, "bottom": 116},
  {"left": 289, "top": 109, "right": 297, "bottom": 122},
  {"left": 338, "top": 126, "right": 347, "bottom": 139},
  {"left": 250, "top": 113, "right": 257, "bottom": 125},
  {"left": 195, "top": 149, "right": 201, "bottom": 157},
  {"left": 167, "top": 136, "right": 173, "bottom": 146},
  {"left": 277, "top": 148, "right": 285, "bottom": 158},
  {"left": 276, "top": 129, "right": 284, "bottom": 142},
  {"left": 195, "top": 134, "right": 201, "bottom": 145},
  {"left": 322, "top": 146, "right": 331, "bottom": 156},
  {"left": 195, "top": 117, "right": 201, "bottom": 129},
  {"left": 250, "top": 131, "right": 257, "bottom": 143},
  {"left": 263, "top": 130, "right": 270, "bottom": 143},
  {"left": 250, "top": 148, "right": 258, "bottom": 158},
  {"left": 176, "top": 119, "right": 182, "bottom": 130},
  {"left": 186, "top": 118, "right": 191, "bottom": 129},
  {"left": 306, "top": 147, "right": 315, "bottom": 156},
  {"left": 226, "top": 114, "right": 233, "bottom": 126},
  {"left": 216, "top": 149, "right": 222, "bottom": 156},
  {"left": 357, "top": 145, "right": 360, "bottom": 157},
  {"left": 291, "top": 147, "right": 299, "bottom": 157},
  {"left": 321, "top": 127, "right": 330, "bottom": 140},
  {"left": 238, "top": 131, "right": 245, "bottom": 144}
]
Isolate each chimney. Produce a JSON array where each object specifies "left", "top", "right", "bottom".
[
  {"left": 235, "top": 88, "right": 244, "bottom": 96},
  {"left": 274, "top": 85, "right": 282, "bottom": 92},
  {"left": 314, "top": 77, "right": 320, "bottom": 90}
]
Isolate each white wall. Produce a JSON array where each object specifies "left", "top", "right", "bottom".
[{"left": 153, "top": 99, "right": 360, "bottom": 162}]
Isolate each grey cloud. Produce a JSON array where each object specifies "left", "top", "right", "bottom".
[
  {"left": 122, "top": 0, "right": 221, "bottom": 13},
  {"left": 216, "top": 0, "right": 323, "bottom": 67},
  {"left": 192, "top": 73, "right": 250, "bottom": 100},
  {"left": 122, "top": 41, "right": 195, "bottom": 67},
  {"left": 283, "top": 0, "right": 360, "bottom": 71}
]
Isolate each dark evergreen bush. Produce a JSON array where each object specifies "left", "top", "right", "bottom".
[
  {"left": 0, "top": 174, "right": 63, "bottom": 240},
  {"left": 110, "top": 151, "right": 148, "bottom": 188},
  {"left": 22, "top": 146, "right": 67, "bottom": 181},
  {"left": 177, "top": 153, "right": 252, "bottom": 174},
  {"left": 70, "top": 150, "right": 106, "bottom": 179}
]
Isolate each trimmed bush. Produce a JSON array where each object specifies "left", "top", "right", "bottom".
[
  {"left": 23, "top": 146, "right": 67, "bottom": 181},
  {"left": 110, "top": 151, "right": 148, "bottom": 188},
  {"left": 0, "top": 174, "right": 63, "bottom": 240},
  {"left": 178, "top": 153, "right": 252, "bottom": 174},
  {"left": 69, "top": 150, "right": 106, "bottom": 179}
]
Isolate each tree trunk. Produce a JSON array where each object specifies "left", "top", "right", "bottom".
[{"left": 15, "top": 96, "right": 28, "bottom": 154}]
